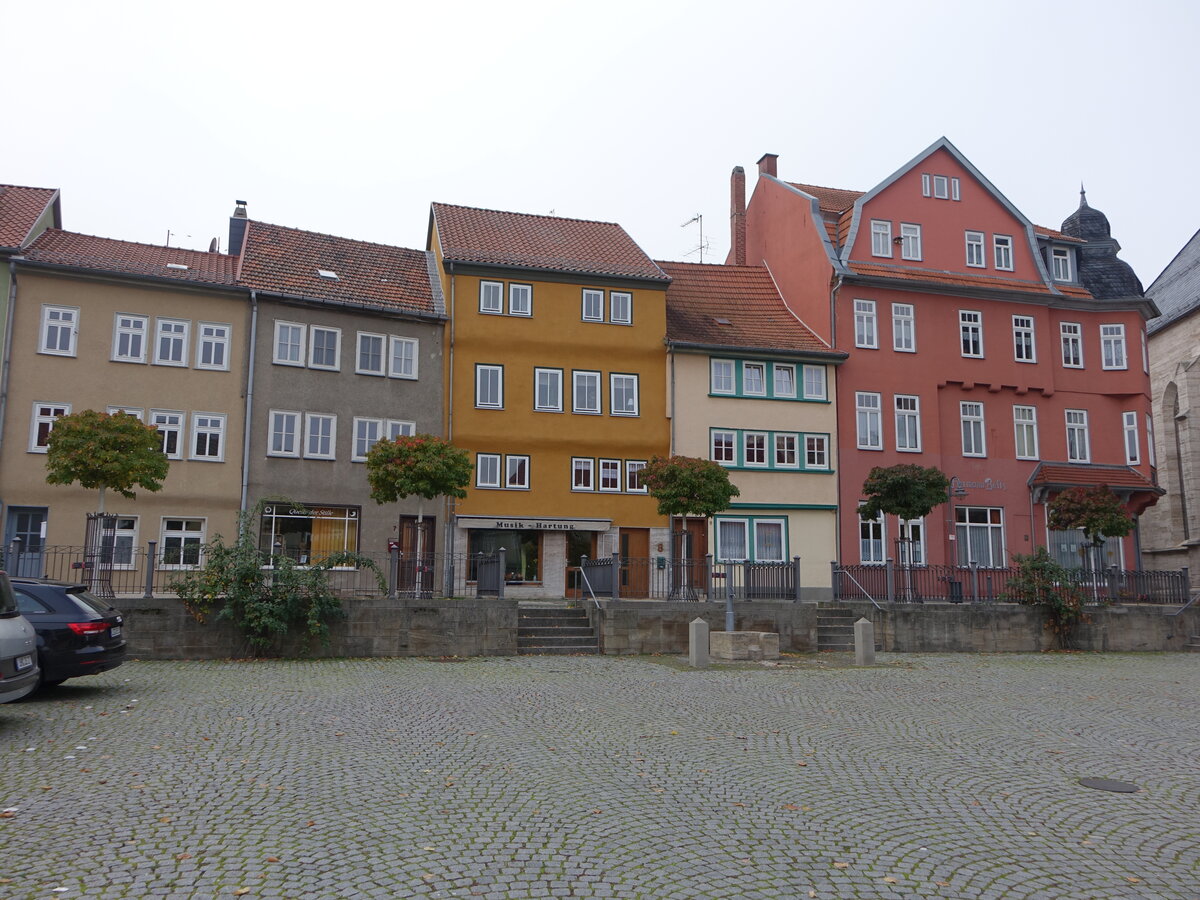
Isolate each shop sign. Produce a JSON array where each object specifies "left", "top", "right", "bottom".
[
  {"left": 951, "top": 477, "right": 1005, "bottom": 491},
  {"left": 458, "top": 517, "right": 610, "bottom": 532}
]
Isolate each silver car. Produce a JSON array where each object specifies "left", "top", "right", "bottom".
[{"left": 0, "top": 571, "right": 39, "bottom": 702}]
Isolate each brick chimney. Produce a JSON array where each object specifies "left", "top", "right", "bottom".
[
  {"left": 757, "top": 153, "right": 778, "bottom": 178},
  {"left": 730, "top": 166, "right": 747, "bottom": 266},
  {"left": 228, "top": 200, "right": 249, "bottom": 256}
]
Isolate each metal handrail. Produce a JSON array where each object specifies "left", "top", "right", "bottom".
[
  {"left": 1167, "top": 593, "right": 1199, "bottom": 617},
  {"left": 840, "top": 568, "right": 884, "bottom": 611}
]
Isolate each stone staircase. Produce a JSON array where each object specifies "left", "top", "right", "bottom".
[
  {"left": 816, "top": 607, "right": 856, "bottom": 652},
  {"left": 517, "top": 603, "right": 600, "bottom": 655},
  {"left": 1185, "top": 633, "right": 1200, "bottom": 653}
]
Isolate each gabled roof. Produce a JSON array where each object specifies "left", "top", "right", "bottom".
[
  {"left": 239, "top": 221, "right": 441, "bottom": 317},
  {"left": 787, "top": 183, "right": 860, "bottom": 214},
  {"left": 1146, "top": 226, "right": 1200, "bottom": 335},
  {"left": 1028, "top": 462, "right": 1162, "bottom": 494},
  {"left": 849, "top": 262, "right": 1094, "bottom": 299},
  {"left": 23, "top": 229, "right": 237, "bottom": 286},
  {"left": 0, "top": 184, "right": 60, "bottom": 250},
  {"left": 431, "top": 202, "right": 668, "bottom": 283},
  {"left": 658, "top": 260, "right": 837, "bottom": 356}
]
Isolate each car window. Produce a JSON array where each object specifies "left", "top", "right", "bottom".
[
  {"left": 66, "top": 590, "right": 114, "bottom": 616},
  {"left": 14, "top": 589, "right": 53, "bottom": 615}
]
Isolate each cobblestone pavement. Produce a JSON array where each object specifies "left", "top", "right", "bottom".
[{"left": 1, "top": 653, "right": 1198, "bottom": 899}]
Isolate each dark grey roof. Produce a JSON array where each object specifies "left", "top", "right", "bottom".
[
  {"left": 1061, "top": 189, "right": 1144, "bottom": 300},
  {"left": 1147, "top": 226, "right": 1200, "bottom": 335}
]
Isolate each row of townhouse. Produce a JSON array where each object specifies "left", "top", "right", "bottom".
[{"left": 0, "top": 135, "right": 1159, "bottom": 597}]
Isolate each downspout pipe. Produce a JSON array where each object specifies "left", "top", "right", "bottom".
[
  {"left": 0, "top": 261, "right": 17, "bottom": 537},
  {"left": 239, "top": 291, "right": 258, "bottom": 513},
  {"left": 443, "top": 267, "right": 457, "bottom": 593},
  {"left": 829, "top": 273, "right": 843, "bottom": 566}
]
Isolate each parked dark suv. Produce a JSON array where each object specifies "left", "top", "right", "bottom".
[{"left": 10, "top": 578, "right": 126, "bottom": 689}]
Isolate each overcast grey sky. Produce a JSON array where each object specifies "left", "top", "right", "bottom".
[{"left": 4, "top": 0, "right": 1196, "bottom": 288}]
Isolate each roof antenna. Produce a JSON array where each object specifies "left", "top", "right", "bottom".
[{"left": 681, "top": 213, "right": 708, "bottom": 263}]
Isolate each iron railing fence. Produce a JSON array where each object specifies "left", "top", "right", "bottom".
[{"left": 571, "top": 555, "right": 805, "bottom": 602}]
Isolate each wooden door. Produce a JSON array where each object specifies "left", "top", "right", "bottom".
[{"left": 619, "top": 528, "right": 649, "bottom": 597}]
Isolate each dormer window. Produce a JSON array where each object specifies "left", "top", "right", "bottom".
[
  {"left": 1051, "top": 247, "right": 1073, "bottom": 282},
  {"left": 318, "top": 269, "right": 338, "bottom": 280}
]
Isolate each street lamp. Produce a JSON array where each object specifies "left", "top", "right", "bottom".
[{"left": 946, "top": 477, "right": 969, "bottom": 567}]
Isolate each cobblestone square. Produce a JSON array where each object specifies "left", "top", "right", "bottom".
[{"left": 1, "top": 653, "right": 1197, "bottom": 899}]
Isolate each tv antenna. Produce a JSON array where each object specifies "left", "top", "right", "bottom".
[{"left": 681, "top": 213, "right": 708, "bottom": 262}]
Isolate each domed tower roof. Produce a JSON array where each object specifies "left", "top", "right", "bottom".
[{"left": 1060, "top": 186, "right": 1143, "bottom": 299}]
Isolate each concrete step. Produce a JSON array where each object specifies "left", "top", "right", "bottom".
[
  {"left": 517, "top": 645, "right": 600, "bottom": 655},
  {"left": 519, "top": 626, "right": 595, "bottom": 639},
  {"left": 519, "top": 614, "right": 590, "bottom": 628},
  {"left": 520, "top": 635, "right": 600, "bottom": 648}
]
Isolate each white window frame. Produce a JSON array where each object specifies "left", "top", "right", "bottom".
[
  {"left": 716, "top": 518, "right": 750, "bottom": 562},
  {"left": 960, "top": 310, "right": 984, "bottom": 358},
  {"left": 1012, "top": 315, "right": 1036, "bottom": 363},
  {"left": 29, "top": 401, "right": 71, "bottom": 453},
  {"left": 308, "top": 325, "right": 341, "bottom": 371},
  {"left": 476, "top": 453, "right": 501, "bottom": 488},
  {"left": 508, "top": 283, "right": 532, "bottom": 317},
  {"left": 273, "top": 321, "right": 306, "bottom": 367},
  {"left": 856, "top": 392, "right": 883, "bottom": 450},
  {"left": 572, "top": 457, "right": 595, "bottom": 491},
  {"left": 710, "top": 359, "right": 735, "bottom": 395},
  {"left": 475, "top": 364, "right": 504, "bottom": 409},
  {"left": 159, "top": 518, "right": 206, "bottom": 570},
  {"left": 154, "top": 318, "right": 190, "bottom": 367},
  {"left": 505, "top": 455, "right": 530, "bottom": 490},
  {"left": 870, "top": 220, "right": 892, "bottom": 258},
  {"left": 1147, "top": 414, "right": 1156, "bottom": 467},
  {"left": 106, "top": 516, "right": 140, "bottom": 569},
  {"left": 356, "top": 332, "right": 386, "bottom": 376},
  {"left": 1123, "top": 411, "right": 1140, "bottom": 465},
  {"left": 854, "top": 299, "right": 878, "bottom": 349},
  {"left": 1013, "top": 405, "right": 1039, "bottom": 461},
  {"left": 894, "top": 394, "right": 921, "bottom": 452},
  {"left": 534, "top": 368, "right": 564, "bottom": 412},
  {"left": 196, "top": 322, "right": 231, "bottom": 371},
  {"left": 900, "top": 223, "right": 922, "bottom": 261},
  {"left": 965, "top": 231, "right": 985, "bottom": 268},
  {"left": 951, "top": 178, "right": 961, "bottom": 201},
  {"left": 598, "top": 458, "right": 622, "bottom": 492},
  {"left": 479, "top": 281, "right": 503, "bottom": 314},
  {"left": 389, "top": 336, "right": 418, "bottom": 380},
  {"left": 190, "top": 413, "right": 226, "bottom": 462},
  {"left": 1060, "top": 322, "right": 1083, "bottom": 368},
  {"left": 859, "top": 507, "right": 885, "bottom": 565},
  {"left": 898, "top": 517, "right": 927, "bottom": 567},
  {"left": 304, "top": 413, "right": 337, "bottom": 460},
  {"left": 610, "top": 373, "right": 639, "bottom": 416},
  {"left": 743, "top": 431, "right": 768, "bottom": 467},
  {"left": 625, "top": 460, "right": 648, "bottom": 493},
  {"left": 1066, "top": 409, "right": 1090, "bottom": 463},
  {"left": 774, "top": 433, "right": 798, "bottom": 468},
  {"left": 112, "top": 313, "right": 148, "bottom": 363},
  {"left": 1051, "top": 247, "right": 1073, "bottom": 281},
  {"left": 581, "top": 289, "right": 604, "bottom": 322},
  {"left": 921, "top": 174, "right": 931, "bottom": 197},
  {"left": 993, "top": 235, "right": 1014, "bottom": 271},
  {"left": 772, "top": 363, "right": 797, "bottom": 399},
  {"left": 753, "top": 519, "right": 787, "bottom": 563},
  {"left": 932, "top": 175, "right": 949, "bottom": 199},
  {"left": 891, "top": 303, "right": 915, "bottom": 352},
  {"left": 39, "top": 305, "right": 78, "bottom": 356},
  {"left": 711, "top": 429, "right": 736, "bottom": 465},
  {"left": 106, "top": 406, "right": 144, "bottom": 421},
  {"left": 955, "top": 506, "right": 1006, "bottom": 568},
  {"left": 610, "top": 292, "right": 632, "bottom": 325},
  {"left": 1101, "top": 324, "right": 1127, "bottom": 370},
  {"left": 742, "top": 362, "right": 767, "bottom": 396},
  {"left": 803, "top": 365, "right": 826, "bottom": 400},
  {"left": 805, "top": 434, "right": 829, "bottom": 469},
  {"left": 151, "top": 409, "right": 185, "bottom": 460},
  {"left": 351, "top": 417, "right": 383, "bottom": 462},
  {"left": 268, "top": 410, "right": 301, "bottom": 458},
  {"left": 960, "top": 401, "right": 986, "bottom": 457},
  {"left": 386, "top": 419, "right": 415, "bottom": 440},
  {"left": 1141, "top": 329, "right": 1149, "bottom": 374},
  {"left": 572, "top": 370, "right": 601, "bottom": 413}
]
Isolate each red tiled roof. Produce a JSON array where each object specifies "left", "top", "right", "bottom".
[
  {"left": 0, "top": 184, "right": 58, "bottom": 249},
  {"left": 432, "top": 202, "right": 667, "bottom": 282},
  {"left": 240, "top": 221, "right": 438, "bottom": 316},
  {"left": 1028, "top": 463, "right": 1161, "bottom": 493},
  {"left": 657, "top": 261, "right": 836, "bottom": 355},
  {"left": 787, "top": 182, "right": 861, "bottom": 213},
  {"left": 848, "top": 261, "right": 1094, "bottom": 299},
  {"left": 1034, "top": 225, "right": 1085, "bottom": 244},
  {"left": 24, "top": 229, "right": 237, "bottom": 285}
]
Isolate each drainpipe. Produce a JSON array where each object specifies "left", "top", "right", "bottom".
[
  {"left": 0, "top": 261, "right": 16, "bottom": 539},
  {"left": 829, "top": 274, "right": 843, "bottom": 567},
  {"left": 668, "top": 344, "right": 676, "bottom": 453},
  {"left": 443, "top": 268, "right": 457, "bottom": 593},
  {"left": 239, "top": 291, "right": 258, "bottom": 513}
]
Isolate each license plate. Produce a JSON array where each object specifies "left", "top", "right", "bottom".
[
  {"left": 110, "top": 626, "right": 122, "bottom": 638},
  {"left": 15, "top": 655, "right": 33, "bottom": 671}
]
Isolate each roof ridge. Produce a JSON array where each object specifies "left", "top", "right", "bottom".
[
  {"left": 655, "top": 259, "right": 768, "bottom": 271},
  {"left": 247, "top": 219, "right": 424, "bottom": 254},
  {"left": 0, "top": 183, "right": 57, "bottom": 193},
  {"left": 34, "top": 227, "right": 235, "bottom": 259},
  {"left": 432, "top": 201, "right": 622, "bottom": 229}
]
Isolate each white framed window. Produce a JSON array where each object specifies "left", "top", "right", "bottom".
[
  {"left": 196, "top": 323, "right": 231, "bottom": 371},
  {"left": 951, "top": 178, "right": 961, "bottom": 201},
  {"left": 803, "top": 365, "right": 826, "bottom": 400},
  {"left": 476, "top": 453, "right": 501, "bottom": 488},
  {"left": 894, "top": 395, "right": 921, "bottom": 452},
  {"left": 774, "top": 433, "right": 798, "bottom": 468},
  {"left": 573, "top": 370, "right": 601, "bottom": 413},
  {"left": 710, "top": 359, "right": 735, "bottom": 394},
  {"left": 1146, "top": 414, "right": 1156, "bottom": 467},
  {"left": 1066, "top": 409, "right": 1090, "bottom": 462},
  {"left": 900, "top": 223, "right": 922, "bottom": 261},
  {"left": 106, "top": 405, "right": 143, "bottom": 421},
  {"left": 581, "top": 289, "right": 604, "bottom": 322},
  {"left": 572, "top": 457, "right": 595, "bottom": 491},
  {"left": 773, "top": 364, "right": 796, "bottom": 398},
  {"left": 956, "top": 506, "right": 1005, "bottom": 568},
  {"left": 1051, "top": 247, "right": 1073, "bottom": 281},
  {"left": 599, "top": 458, "right": 622, "bottom": 492},
  {"left": 1013, "top": 406, "right": 1038, "bottom": 460},
  {"left": 309, "top": 326, "right": 341, "bottom": 371},
  {"left": 356, "top": 332, "right": 385, "bottom": 375},
  {"left": 610, "top": 373, "right": 639, "bottom": 416},
  {"left": 386, "top": 419, "right": 415, "bottom": 439},
  {"left": 993, "top": 235, "right": 1014, "bottom": 271},
  {"left": 870, "top": 220, "right": 892, "bottom": 257},
  {"left": 805, "top": 435, "right": 828, "bottom": 469},
  {"left": 151, "top": 409, "right": 185, "bottom": 459},
  {"left": 753, "top": 519, "right": 786, "bottom": 562},
  {"left": 892, "top": 303, "right": 915, "bottom": 352},
  {"left": 898, "top": 517, "right": 926, "bottom": 566},
  {"left": 960, "top": 310, "right": 983, "bottom": 358},
  {"left": 1141, "top": 329, "right": 1149, "bottom": 374},
  {"left": 856, "top": 392, "right": 882, "bottom": 450},
  {"left": 743, "top": 431, "right": 767, "bottom": 467},
  {"left": 1101, "top": 324, "right": 1127, "bottom": 370},
  {"left": 155, "top": 318, "right": 189, "bottom": 367},
  {"left": 389, "top": 336, "right": 418, "bottom": 379},
  {"left": 40, "top": 305, "right": 78, "bottom": 356},
  {"left": 625, "top": 460, "right": 647, "bottom": 493},
  {"left": 716, "top": 518, "right": 749, "bottom": 562},
  {"left": 191, "top": 413, "right": 225, "bottom": 461},
  {"left": 921, "top": 174, "right": 931, "bottom": 197},
  {"left": 854, "top": 299, "right": 878, "bottom": 349},
  {"left": 506, "top": 455, "right": 530, "bottom": 490},
  {"left": 965, "top": 231, "right": 985, "bottom": 268},
  {"left": 480, "top": 281, "right": 503, "bottom": 314},
  {"left": 475, "top": 364, "right": 504, "bottom": 409},
  {"left": 932, "top": 175, "right": 949, "bottom": 199},
  {"left": 711, "top": 429, "right": 736, "bottom": 464},
  {"left": 160, "top": 518, "right": 205, "bottom": 569},
  {"left": 104, "top": 516, "right": 139, "bottom": 569},
  {"left": 304, "top": 413, "right": 336, "bottom": 460},
  {"left": 961, "top": 401, "right": 986, "bottom": 457},
  {"left": 29, "top": 401, "right": 70, "bottom": 452},
  {"left": 352, "top": 417, "right": 383, "bottom": 462},
  {"left": 112, "top": 314, "right": 147, "bottom": 363},
  {"left": 508, "top": 283, "right": 532, "bottom": 317},
  {"left": 859, "top": 507, "right": 885, "bottom": 564},
  {"left": 1060, "top": 322, "right": 1083, "bottom": 368},
  {"left": 268, "top": 410, "right": 300, "bottom": 458},
  {"left": 1012, "top": 315, "right": 1036, "bottom": 363},
  {"left": 1123, "top": 411, "right": 1140, "bottom": 465},
  {"left": 742, "top": 362, "right": 767, "bottom": 396},
  {"left": 610, "top": 292, "right": 632, "bottom": 325},
  {"left": 534, "top": 368, "right": 563, "bottom": 412},
  {"left": 274, "top": 321, "right": 306, "bottom": 366}
]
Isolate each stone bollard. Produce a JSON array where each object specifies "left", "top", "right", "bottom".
[
  {"left": 854, "top": 617, "right": 876, "bottom": 666},
  {"left": 689, "top": 618, "right": 710, "bottom": 668}
]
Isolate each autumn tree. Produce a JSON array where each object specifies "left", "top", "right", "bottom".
[
  {"left": 45, "top": 409, "right": 168, "bottom": 512},
  {"left": 1047, "top": 485, "right": 1133, "bottom": 570},
  {"left": 859, "top": 464, "right": 950, "bottom": 559},
  {"left": 640, "top": 455, "right": 741, "bottom": 521}
]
